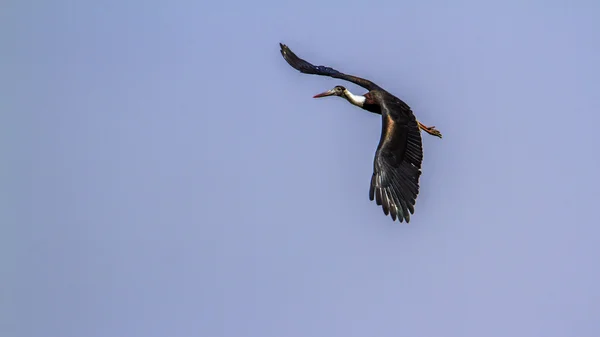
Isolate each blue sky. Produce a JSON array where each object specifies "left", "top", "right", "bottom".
[{"left": 3, "top": 1, "right": 600, "bottom": 336}]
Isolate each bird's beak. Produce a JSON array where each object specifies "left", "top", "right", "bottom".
[{"left": 313, "top": 89, "right": 335, "bottom": 98}]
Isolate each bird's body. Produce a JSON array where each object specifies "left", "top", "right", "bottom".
[{"left": 279, "top": 43, "right": 441, "bottom": 223}]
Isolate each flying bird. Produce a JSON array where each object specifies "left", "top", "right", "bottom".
[{"left": 279, "top": 43, "right": 442, "bottom": 223}]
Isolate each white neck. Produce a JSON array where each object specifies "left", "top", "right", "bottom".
[{"left": 344, "top": 89, "right": 366, "bottom": 107}]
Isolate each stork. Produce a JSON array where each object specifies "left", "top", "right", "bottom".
[{"left": 279, "top": 43, "right": 442, "bottom": 223}]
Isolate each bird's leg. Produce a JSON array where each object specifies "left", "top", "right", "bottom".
[{"left": 418, "top": 121, "right": 443, "bottom": 138}]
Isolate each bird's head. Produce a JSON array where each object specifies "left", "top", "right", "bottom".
[{"left": 313, "top": 85, "right": 346, "bottom": 99}]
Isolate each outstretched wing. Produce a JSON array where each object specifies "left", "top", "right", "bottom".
[
  {"left": 369, "top": 99, "right": 424, "bottom": 223},
  {"left": 279, "top": 43, "right": 381, "bottom": 91}
]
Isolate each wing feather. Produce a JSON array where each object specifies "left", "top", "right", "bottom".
[
  {"left": 369, "top": 98, "right": 424, "bottom": 223},
  {"left": 279, "top": 43, "right": 381, "bottom": 91}
]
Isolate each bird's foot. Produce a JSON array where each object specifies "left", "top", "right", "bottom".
[{"left": 424, "top": 126, "right": 443, "bottom": 138}]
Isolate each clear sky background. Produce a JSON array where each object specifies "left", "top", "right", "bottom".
[{"left": 3, "top": 1, "right": 600, "bottom": 336}]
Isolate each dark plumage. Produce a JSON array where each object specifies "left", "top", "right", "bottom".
[{"left": 279, "top": 43, "right": 442, "bottom": 223}]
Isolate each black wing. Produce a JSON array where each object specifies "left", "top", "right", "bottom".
[
  {"left": 280, "top": 43, "right": 380, "bottom": 91},
  {"left": 369, "top": 99, "right": 424, "bottom": 223}
]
